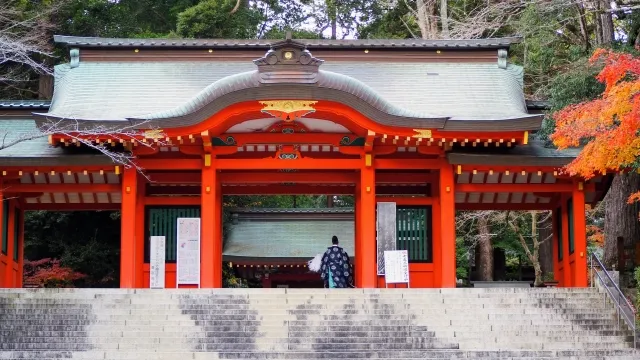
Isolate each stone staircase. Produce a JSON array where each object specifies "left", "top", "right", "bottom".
[{"left": 0, "top": 288, "right": 637, "bottom": 359}]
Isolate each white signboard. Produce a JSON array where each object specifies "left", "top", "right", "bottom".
[
  {"left": 383, "top": 250, "right": 410, "bottom": 285},
  {"left": 176, "top": 218, "right": 201, "bottom": 287},
  {"left": 149, "top": 236, "right": 166, "bottom": 289}
]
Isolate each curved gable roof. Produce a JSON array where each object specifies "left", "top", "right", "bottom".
[{"left": 37, "top": 37, "right": 541, "bottom": 132}]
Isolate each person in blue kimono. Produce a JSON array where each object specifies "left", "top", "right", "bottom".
[{"left": 320, "top": 236, "right": 353, "bottom": 288}]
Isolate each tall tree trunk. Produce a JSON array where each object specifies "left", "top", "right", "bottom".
[
  {"left": 531, "top": 211, "right": 543, "bottom": 287},
  {"left": 538, "top": 214, "right": 554, "bottom": 276},
  {"left": 477, "top": 216, "right": 493, "bottom": 281},
  {"left": 604, "top": 173, "right": 640, "bottom": 270},
  {"left": 440, "top": 0, "right": 449, "bottom": 38},
  {"left": 594, "top": 0, "right": 614, "bottom": 45},
  {"left": 575, "top": 3, "right": 590, "bottom": 51},
  {"left": 416, "top": 0, "right": 430, "bottom": 39},
  {"left": 416, "top": 0, "right": 438, "bottom": 39},
  {"left": 327, "top": 0, "right": 337, "bottom": 39}
]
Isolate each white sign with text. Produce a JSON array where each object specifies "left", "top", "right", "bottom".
[
  {"left": 176, "top": 218, "right": 201, "bottom": 287},
  {"left": 149, "top": 236, "right": 166, "bottom": 289},
  {"left": 383, "top": 250, "right": 410, "bottom": 285}
]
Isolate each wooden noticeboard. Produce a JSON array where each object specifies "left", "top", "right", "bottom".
[
  {"left": 149, "top": 236, "right": 166, "bottom": 289},
  {"left": 376, "top": 202, "right": 397, "bottom": 275},
  {"left": 176, "top": 218, "right": 201, "bottom": 287},
  {"left": 383, "top": 250, "right": 410, "bottom": 286}
]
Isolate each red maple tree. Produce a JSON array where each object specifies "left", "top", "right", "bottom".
[
  {"left": 551, "top": 49, "right": 640, "bottom": 202},
  {"left": 23, "top": 258, "right": 86, "bottom": 288}
]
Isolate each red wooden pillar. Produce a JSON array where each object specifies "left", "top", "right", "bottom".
[
  {"left": 262, "top": 275, "right": 272, "bottom": 288},
  {"left": 439, "top": 162, "right": 456, "bottom": 288},
  {"left": 201, "top": 155, "right": 222, "bottom": 288},
  {"left": 120, "top": 166, "right": 138, "bottom": 288},
  {"left": 0, "top": 180, "right": 4, "bottom": 288},
  {"left": 354, "top": 183, "right": 361, "bottom": 287},
  {"left": 572, "top": 182, "right": 588, "bottom": 287},
  {"left": 359, "top": 155, "right": 377, "bottom": 288},
  {"left": 4, "top": 200, "right": 15, "bottom": 287},
  {"left": 561, "top": 199, "right": 572, "bottom": 287},
  {"left": 551, "top": 207, "right": 560, "bottom": 284},
  {"left": 16, "top": 205, "right": 24, "bottom": 288},
  {"left": 431, "top": 195, "right": 442, "bottom": 287},
  {"left": 134, "top": 175, "right": 146, "bottom": 288}
]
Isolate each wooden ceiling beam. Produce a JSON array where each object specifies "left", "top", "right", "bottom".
[
  {"left": 4, "top": 184, "right": 119, "bottom": 193},
  {"left": 457, "top": 183, "right": 593, "bottom": 193}
]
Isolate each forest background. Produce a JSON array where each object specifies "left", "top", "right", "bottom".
[{"left": 3, "top": 0, "right": 640, "bottom": 290}]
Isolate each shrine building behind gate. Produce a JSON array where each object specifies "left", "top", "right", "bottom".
[{"left": 0, "top": 35, "right": 610, "bottom": 289}]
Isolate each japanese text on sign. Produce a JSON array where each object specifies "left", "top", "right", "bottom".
[
  {"left": 176, "top": 218, "right": 201, "bottom": 286},
  {"left": 383, "top": 250, "right": 409, "bottom": 284}
]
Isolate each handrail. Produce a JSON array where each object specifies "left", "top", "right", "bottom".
[{"left": 590, "top": 253, "right": 637, "bottom": 349}]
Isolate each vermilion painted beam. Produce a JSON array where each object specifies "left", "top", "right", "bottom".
[
  {"left": 374, "top": 158, "right": 443, "bottom": 170},
  {"left": 0, "top": 166, "right": 117, "bottom": 173},
  {"left": 457, "top": 183, "right": 595, "bottom": 193},
  {"left": 222, "top": 185, "right": 355, "bottom": 195},
  {"left": 216, "top": 158, "right": 361, "bottom": 170},
  {"left": 4, "top": 184, "right": 120, "bottom": 193},
  {"left": 220, "top": 133, "right": 353, "bottom": 146},
  {"left": 146, "top": 171, "right": 434, "bottom": 185},
  {"left": 377, "top": 173, "right": 434, "bottom": 183},
  {"left": 138, "top": 159, "right": 201, "bottom": 170},
  {"left": 376, "top": 197, "right": 435, "bottom": 206},
  {"left": 456, "top": 203, "right": 555, "bottom": 211},
  {"left": 144, "top": 197, "right": 200, "bottom": 205},
  {"left": 455, "top": 165, "right": 562, "bottom": 173},
  {"left": 219, "top": 172, "right": 358, "bottom": 184},
  {"left": 147, "top": 184, "right": 429, "bottom": 196},
  {"left": 22, "top": 204, "right": 121, "bottom": 211},
  {"left": 147, "top": 172, "right": 201, "bottom": 184}
]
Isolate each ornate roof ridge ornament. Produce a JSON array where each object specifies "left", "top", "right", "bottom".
[
  {"left": 253, "top": 32, "right": 324, "bottom": 84},
  {"left": 498, "top": 49, "right": 508, "bottom": 69}
]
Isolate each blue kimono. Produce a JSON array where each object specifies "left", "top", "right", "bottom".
[{"left": 320, "top": 245, "right": 353, "bottom": 288}]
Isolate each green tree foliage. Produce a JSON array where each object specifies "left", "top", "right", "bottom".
[
  {"left": 357, "top": 1, "right": 416, "bottom": 39},
  {"left": 58, "top": 0, "right": 199, "bottom": 38},
  {"left": 24, "top": 211, "right": 120, "bottom": 287},
  {"left": 176, "top": 0, "right": 263, "bottom": 38}
]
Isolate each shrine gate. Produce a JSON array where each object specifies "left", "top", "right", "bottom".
[{"left": 0, "top": 35, "right": 610, "bottom": 289}]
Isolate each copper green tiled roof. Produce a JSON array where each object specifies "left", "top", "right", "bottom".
[
  {"left": 223, "top": 208, "right": 354, "bottom": 261},
  {"left": 447, "top": 140, "right": 580, "bottom": 167},
  {"left": 39, "top": 61, "right": 538, "bottom": 131},
  {"left": 0, "top": 118, "right": 113, "bottom": 166},
  {"left": 0, "top": 100, "right": 51, "bottom": 109},
  {"left": 54, "top": 35, "right": 521, "bottom": 50}
]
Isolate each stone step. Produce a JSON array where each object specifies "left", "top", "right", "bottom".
[
  {"left": 0, "top": 342, "right": 459, "bottom": 352},
  {"left": 0, "top": 293, "right": 605, "bottom": 300},
  {"left": 0, "top": 319, "right": 626, "bottom": 330},
  {"left": 2, "top": 349, "right": 636, "bottom": 360},
  {"left": 0, "top": 304, "right": 615, "bottom": 312}
]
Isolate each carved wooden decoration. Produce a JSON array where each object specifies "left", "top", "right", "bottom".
[
  {"left": 253, "top": 38, "right": 324, "bottom": 84},
  {"left": 259, "top": 100, "right": 317, "bottom": 121}
]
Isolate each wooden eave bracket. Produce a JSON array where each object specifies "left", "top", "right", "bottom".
[{"left": 364, "top": 130, "right": 375, "bottom": 153}]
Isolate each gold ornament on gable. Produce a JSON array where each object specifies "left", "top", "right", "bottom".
[
  {"left": 412, "top": 129, "right": 433, "bottom": 139},
  {"left": 259, "top": 100, "right": 317, "bottom": 122}
]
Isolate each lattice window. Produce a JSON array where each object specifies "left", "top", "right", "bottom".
[
  {"left": 396, "top": 206, "right": 432, "bottom": 263},
  {"left": 145, "top": 206, "right": 200, "bottom": 263}
]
